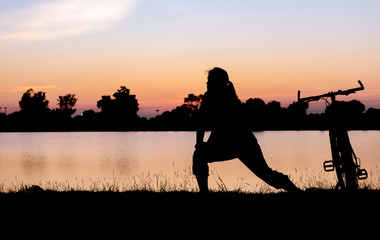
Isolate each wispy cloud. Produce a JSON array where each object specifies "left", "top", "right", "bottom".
[
  {"left": 1, "top": 85, "right": 57, "bottom": 93},
  {"left": 0, "top": 0, "right": 137, "bottom": 41}
]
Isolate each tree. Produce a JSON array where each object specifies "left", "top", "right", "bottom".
[
  {"left": 287, "top": 101, "right": 309, "bottom": 117},
  {"left": 325, "top": 100, "right": 366, "bottom": 129},
  {"left": 326, "top": 100, "right": 365, "bottom": 118},
  {"left": 54, "top": 93, "right": 78, "bottom": 119},
  {"left": 19, "top": 89, "right": 49, "bottom": 118},
  {"left": 97, "top": 95, "right": 113, "bottom": 115},
  {"left": 112, "top": 86, "right": 139, "bottom": 117},
  {"left": 97, "top": 86, "right": 139, "bottom": 124},
  {"left": 82, "top": 110, "right": 97, "bottom": 120},
  {"left": 184, "top": 94, "right": 203, "bottom": 110},
  {"left": 58, "top": 94, "right": 78, "bottom": 111},
  {"left": 244, "top": 98, "right": 266, "bottom": 115},
  {"left": 267, "top": 100, "right": 282, "bottom": 113},
  {"left": 287, "top": 101, "right": 310, "bottom": 129},
  {"left": 242, "top": 98, "right": 267, "bottom": 130}
]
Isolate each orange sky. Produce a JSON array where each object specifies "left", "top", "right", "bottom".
[{"left": 1, "top": 1, "right": 379, "bottom": 117}]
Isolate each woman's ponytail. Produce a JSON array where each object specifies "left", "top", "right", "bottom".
[{"left": 228, "top": 81, "right": 240, "bottom": 103}]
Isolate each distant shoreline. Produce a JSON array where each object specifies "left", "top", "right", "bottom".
[{"left": 1, "top": 128, "right": 380, "bottom": 133}]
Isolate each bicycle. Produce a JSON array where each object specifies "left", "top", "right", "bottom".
[{"left": 297, "top": 80, "right": 368, "bottom": 190}]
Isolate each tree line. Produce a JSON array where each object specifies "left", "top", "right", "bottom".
[{"left": 0, "top": 86, "right": 379, "bottom": 131}]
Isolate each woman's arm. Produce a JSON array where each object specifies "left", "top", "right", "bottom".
[
  {"left": 195, "top": 92, "right": 207, "bottom": 148},
  {"left": 196, "top": 130, "right": 205, "bottom": 147}
]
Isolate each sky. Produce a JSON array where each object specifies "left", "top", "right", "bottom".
[{"left": 0, "top": 0, "right": 379, "bottom": 117}]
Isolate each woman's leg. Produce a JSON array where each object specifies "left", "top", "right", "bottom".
[
  {"left": 192, "top": 143, "right": 236, "bottom": 193},
  {"left": 192, "top": 146, "right": 210, "bottom": 193},
  {"left": 239, "top": 139, "right": 301, "bottom": 192}
]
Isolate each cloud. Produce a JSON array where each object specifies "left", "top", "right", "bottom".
[
  {"left": 1, "top": 85, "right": 57, "bottom": 93},
  {"left": 0, "top": 0, "right": 137, "bottom": 41}
]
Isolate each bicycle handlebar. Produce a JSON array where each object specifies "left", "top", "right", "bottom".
[{"left": 298, "top": 80, "right": 364, "bottom": 103}]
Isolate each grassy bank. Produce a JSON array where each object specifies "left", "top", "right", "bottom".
[
  {"left": 1, "top": 186, "right": 379, "bottom": 236},
  {"left": 2, "top": 168, "right": 380, "bottom": 223},
  {"left": 2, "top": 186, "right": 380, "bottom": 212}
]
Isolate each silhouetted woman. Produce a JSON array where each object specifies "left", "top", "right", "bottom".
[{"left": 193, "top": 67, "right": 300, "bottom": 193}]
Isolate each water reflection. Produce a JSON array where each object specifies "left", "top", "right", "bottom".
[
  {"left": 22, "top": 153, "right": 47, "bottom": 178},
  {"left": 0, "top": 131, "right": 378, "bottom": 191}
]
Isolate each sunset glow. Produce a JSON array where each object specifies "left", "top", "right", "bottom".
[{"left": 1, "top": 0, "right": 379, "bottom": 117}]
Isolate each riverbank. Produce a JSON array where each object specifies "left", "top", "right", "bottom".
[
  {"left": 2, "top": 189, "right": 379, "bottom": 215},
  {"left": 2, "top": 189, "right": 379, "bottom": 236}
]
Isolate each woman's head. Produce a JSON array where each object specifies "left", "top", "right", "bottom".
[
  {"left": 207, "top": 67, "right": 229, "bottom": 92},
  {"left": 206, "top": 67, "right": 240, "bottom": 103}
]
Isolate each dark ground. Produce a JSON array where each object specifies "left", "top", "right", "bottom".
[
  {"left": 2, "top": 189, "right": 379, "bottom": 216},
  {"left": 1, "top": 190, "right": 379, "bottom": 236}
]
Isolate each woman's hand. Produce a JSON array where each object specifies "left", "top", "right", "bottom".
[{"left": 195, "top": 142, "right": 206, "bottom": 149}]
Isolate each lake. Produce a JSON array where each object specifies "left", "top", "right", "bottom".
[{"left": 0, "top": 131, "right": 379, "bottom": 192}]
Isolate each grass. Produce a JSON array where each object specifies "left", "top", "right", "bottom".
[
  {"left": 0, "top": 166, "right": 198, "bottom": 193},
  {"left": 1, "top": 167, "right": 379, "bottom": 235},
  {"left": 1, "top": 170, "right": 380, "bottom": 227},
  {"left": 2, "top": 182, "right": 380, "bottom": 219},
  {"left": 1, "top": 165, "right": 379, "bottom": 193}
]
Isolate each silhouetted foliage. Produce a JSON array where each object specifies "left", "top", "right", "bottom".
[
  {"left": 287, "top": 101, "right": 309, "bottom": 129},
  {"left": 325, "top": 100, "right": 366, "bottom": 129},
  {"left": 245, "top": 98, "right": 266, "bottom": 113},
  {"left": 326, "top": 100, "right": 365, "bottom": 118},
  {"left": 82, "top": 110, "right": 97, "bottom": 119},
  {"left": 149, "top": 94, "right": 203, "bottom": 130},
  {"left": 58, "top": 94, "right": 78, "bottom": 111},
  {"left": 364, "top": 108, "right": 380, "bottom": 129},
  {"left": 184, "top": 94, "right": 203, "bottom": 110},
  {"left": 1, "top": 86, "right": 380, "bottom": 131},
  {"left": 96, "top": 86, "right": 140, "bottom": 129},
  {"left": 242, "top": 98, "right": 266, "bottom": 130},
  {"left": 1, "top": 89, "right": 80, "bottom": 131},
  {"left": 288, "top": 101, "right": 309, "bottom": 117},
  {"left": 19, "top": 89, "right": 50, "bottom": 119},
  {"left": 97, "top": 96, "right": 112, "bottom": 115},
  {"left": 52, "top": 94, "right": 78, "bottom": 120}
]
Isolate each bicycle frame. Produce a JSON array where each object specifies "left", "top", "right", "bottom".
[{"left": 298, "top": 80, "right": 368, "bottom": 190}]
